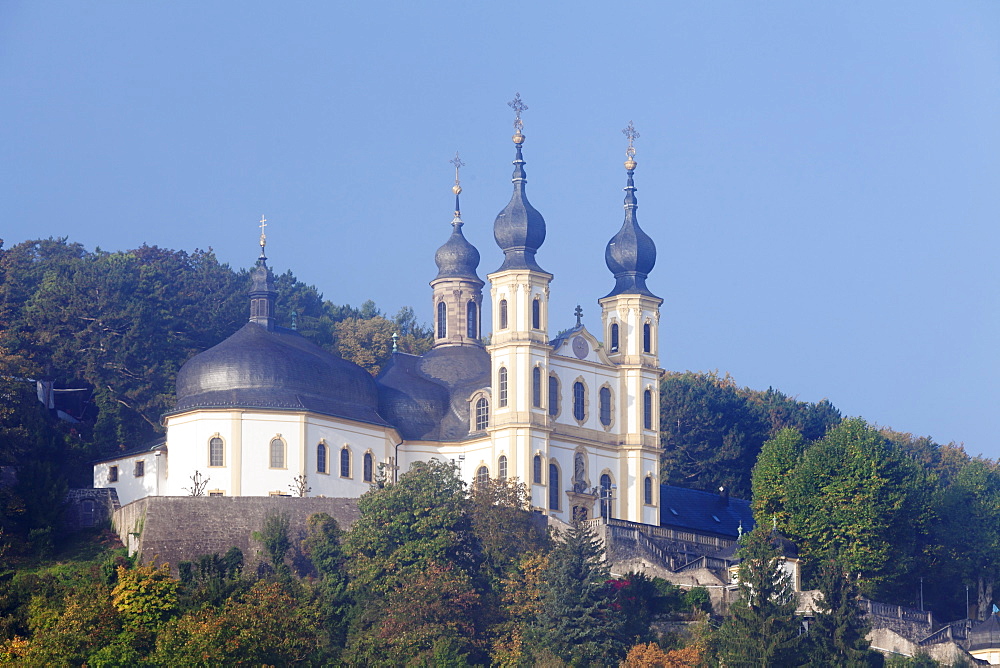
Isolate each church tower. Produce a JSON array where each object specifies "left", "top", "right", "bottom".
[
  {"left": 430, "top": 153, "right": 484, "bottom": 349},
  {"left": 598, "top": 123, "right": 664, "bottom": 522},
  {"left": 249, "top": 216, "right": 277, "bottom": 330},
  {"left": 486, "top": 94, "right": 554, "bottom": 488}
]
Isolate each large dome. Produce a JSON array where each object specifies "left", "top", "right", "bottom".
[
  {"left": 173, "top": 322, "right": 386, "bottom": 425},
  {"left": 434, "top": 223, "right": 482, "bottom": 282}
]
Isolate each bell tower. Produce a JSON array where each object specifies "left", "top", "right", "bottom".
[
  {"left": 430, "top": 152, "right": 485, "bottom": 348},
  {"left": 598, "top": 123, "right": 663, "bottom": 524},
  {"left": 487, "top": 94, "right": 553, "bottom": 492}
]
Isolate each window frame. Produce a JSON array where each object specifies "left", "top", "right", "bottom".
[
  {"left": 599, "top": 385, "right": 613, "bottom": 428},
  {"left": 134, "top": 460, "right": 145, "bottom": 477},
  {"left": 317, "top": 441, "right": 329, "bottom": 474},
  {"left": 437, "top": 301, "right": 447, "bottom": 339},
  {"left": 609, "top": 322, "right": 619, "bottom": 353},
  {"left": 498, "top": 367, "right": 508, "bottom": 408},
  {"left": 643, "top": 389, "right": 653, "bottom": 430},
  {"left": 209, "top": 436, "right": 225, "bottom": 468},
  {"left": 363, "top": 452, "right": 374, "bottom": 482},
  {"left": 531, "top": 298, "right": 541, "bottom": 329},
  {"left": 644, "top": 475, "right": 654, "bottom": 505},
  {"left": 474, "top": 396, "right": 489, "bottom": 431},
  {"left": 269, "top": 437, "right": 286, "bottom": 469},
  {"left": 548, "top": 374, "right": 560, "bottom": 418},
  {"left": 532, "top": 366, "right": 542, "bottom": 408},
  {"left": 533, "top": 454, "right": 543, "bottom": 484},
  {"left": 572, "top": 380, "right": 586, "bottom": 423},
  {"left": 548, "top": 462, "right": 560, "bottom": 510},
  {"left": 498, "top": 454, "right": 508, "bottom": 481},
  {"left": 108, "top": 465, "right": 119, "bottom": 483},
  {"left": 466, "top": 300, "right": 477, "bottom": 338},
  {"left": 476, "top": 465, "right": 489, "bottom": 487},
  {"left": 340, "top": 446, "right": 352, "bottom": 479},
  {"left": 643, "top": 322, "right": 652, "bottom": 353}
]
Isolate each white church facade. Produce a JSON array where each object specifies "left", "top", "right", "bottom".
[{"left": 94, "top": 108, "right": 664, "bottom": 525}]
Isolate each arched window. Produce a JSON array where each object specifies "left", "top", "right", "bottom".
[
  {"left": 209, "top": 437, "right": 224, "bottom": 467},
  {"left": 466, "top": 301, "right": 477, "bottom": 338},
  {"left": 437, "top": 301, "right": 447, "bottom": 339},
  {"left": 476, "top": 465, "right": 489, "bottom": 487},
  {"left": 364, "top": 453, "right": 374, "bottom": 482},
  {"left": 532, "top": 298, "right": 540, "bottom": 329},
  {"left": 599, "top": 387, "right": 612, "bottom": 426},
  {"left": 317, "top": 442, "right": 328, "bottom": 474},
  {"left": 498, "top": 455, "right": 508, "bottom": 481},
  {"left": 643, "top": 322, "right": 652, "bottom": 353},
  {"left": 270, "top": 438, "right": 285, "bottom": 469},
  {"left": 498, "top": 367, "right": 508, "bottom": 407},
  {"left": 644, "top": 475, "right": 653, "bottom": 505},
  {"left": 533, "top": 454, "right": 542, "bottom": 484},
  {"left": 499, "top": 299, "right": 508, "bottom": 329},
  {"left": 548, "top": 375, "right": 559, "bottom": 417},
  {"left": 340, "top": 447, "right": 351, "bottom": 478},
  {"left": 600, "top": 474, "right": 613, "bottom": 519},
  {"left": 610, "top": 323, "right": 619, "bottom": 352},
  {"left": 549, "top": 464, "right": 560, "bottom": 510},
  {"left": 475, "top": 397, "right": 489, "bottom": 430},
  {"left": 643, "top": 389, "right": 653, "bottom": 430},
  {"left": 532, "top": 367, "right": 542, "bottom": 408},
  {"left": 573, "top": 381, "right": 586, "bottom": 421}
]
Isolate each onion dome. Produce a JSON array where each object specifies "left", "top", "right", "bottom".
[
  {"left": 434, "top": 154, "right": 483, "bottom": 283},
  {"left": 494, "top": 93, "right": 547, "bottom": 273},
  {"left": 604, "top": 122, "right": 658, "bottom": 298},
  {"left": 970, "top": 613, "right": 1000, "bottom": 653}
]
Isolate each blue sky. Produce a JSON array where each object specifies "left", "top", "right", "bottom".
[{"left": 2, "top": 2, "right": 998, "bottom": 458}]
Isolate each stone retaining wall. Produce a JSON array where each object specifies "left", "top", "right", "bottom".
[{"left": 112, "top": 496, "right": 359, "bottom": 573}]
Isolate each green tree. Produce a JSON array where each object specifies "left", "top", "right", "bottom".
[
  {"left": 751, "top": 427, "right": 806, "bottom": 530},
  {"left": 252, "top": 511, "right": 291, "bottom": 574},
  {"left": 660, "top": 371, "right": 770, "bottom": 497},
  {"left": 804, "top": 558, "right": 874, "bottom": 667},
  {"left": 302, "top": 513, "right": 351, "bottom": 651},
  {"left": 469, "top": 476, "right": 549, "bottom": 583},
  {"left": 783, "top": 418, "right": 927, "bottom": 599},
  {"left": 714, "top": 528, "right": 803, "bottom": 667},
  {"left": 533, "top": 521, "right": 626, "bottom": 666}
]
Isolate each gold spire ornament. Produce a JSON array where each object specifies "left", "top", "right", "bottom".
[
  {"left": 623, "top": 121, "right": 639, "bottom": 170},
  {"left": 450, "top": 152, "right": 465, "bottom": 225},
  {"left": 258, "top": 215, "right": 268, "bottom": 250},
  {"left": 450, "top": 151, "right": 464, "bottom": 195},
  {"left": 508, "top": 92, "right": 528, "bottom": 144}
]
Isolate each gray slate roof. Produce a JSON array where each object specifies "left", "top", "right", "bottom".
[{"left": 660, "top": 485, "right": 754, "bottom": 540}]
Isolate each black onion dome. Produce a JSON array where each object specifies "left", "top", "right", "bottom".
[
  {"left": 434, "top": 223, "right": 483, "bottom": 282},
  {"left": 494, "top": 141, "right": 547, "bottom": 273},
  {"left": 173, "top": 323, "right": 386, "bottom": 425},
  {"left": 604, "top": 167, "right": 658, "bottom": 298},
  {"left": 377, "top": 345, "right": 491, "bottom": 441}
]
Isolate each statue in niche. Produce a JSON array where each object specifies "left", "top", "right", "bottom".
[{"left": 573, "top": 452, "right": 588, "bottom": 493}]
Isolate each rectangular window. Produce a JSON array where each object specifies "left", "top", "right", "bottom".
[
  {"left": 108, "top": 466, "right": 119, "bottom": 483},
  {"left": 532, "top": 367, "right": 542, "bottom": 408},
  {"left": 499, "top": 367, "right": 508, "bottom": 407},
  {"left": 548, "top": 376, "right": 559, "bottom": 417},
  {"left": 134, "top": 460, "right": 145, "bottom": 477}
]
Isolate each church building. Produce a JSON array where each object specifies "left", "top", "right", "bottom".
[{"left": 94, "top": 101, "right": 664, "bottom": 525}]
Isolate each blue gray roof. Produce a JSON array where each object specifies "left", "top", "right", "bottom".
[
  {"left": 494, "top": 141, "right": 548, "bottom": 273},
  {"left": 434, "top": 220, "right": 483, "bottom": 283},
  {"left": 172, "top": 322, "right": 387, "bottom": 426},
  {"left": 970, "top": 613, "right": 1000, "bottom": 652},
  {"left": 377, "top": 345, "right": 491, "bottom": 441},
  {"left": 660, "top": 485, "right": 754, "bottom": 539},
  {"left": 604, "top": 168, "right": 659, "bottom": 298}
]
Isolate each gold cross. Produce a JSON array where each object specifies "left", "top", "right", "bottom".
[{"left": 258, "top": 215, "right": 267, "bottom": 248}]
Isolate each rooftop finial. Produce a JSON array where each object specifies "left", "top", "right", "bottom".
[
  {"left": 508, "top": 92, "right": 527, "bottom": 144},
  {"left": 450, "top": 152, "right": 465, "bottom": 226},
  {"left": 623, "top": 121, "right": 639, "bottom": 170},
  {"left": 258, "top": 215, "right": 268, "bottom": 261},
  {"left": 575, "top": 304, "right": 583, "bottom": 327}
]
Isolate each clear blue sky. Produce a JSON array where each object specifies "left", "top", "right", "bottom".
[{"left": 2, "top": 2, "right": 998, "bottom": 458}]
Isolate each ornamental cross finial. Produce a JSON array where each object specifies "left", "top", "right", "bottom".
[
  {"left": 508, "top": 93, "right": 528, "bottom": 134},
  {"left": 450, "top": 151, "right": 465, "bottom": 188},
  {"left": 258, "top": 215, "right": 268, "bottom": 249},
  {"left": 623, "top": 121, "right": 639, "bottom": 159},
  {"left": 574, "top": 304, "right": 583, "bottom": 327}
]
